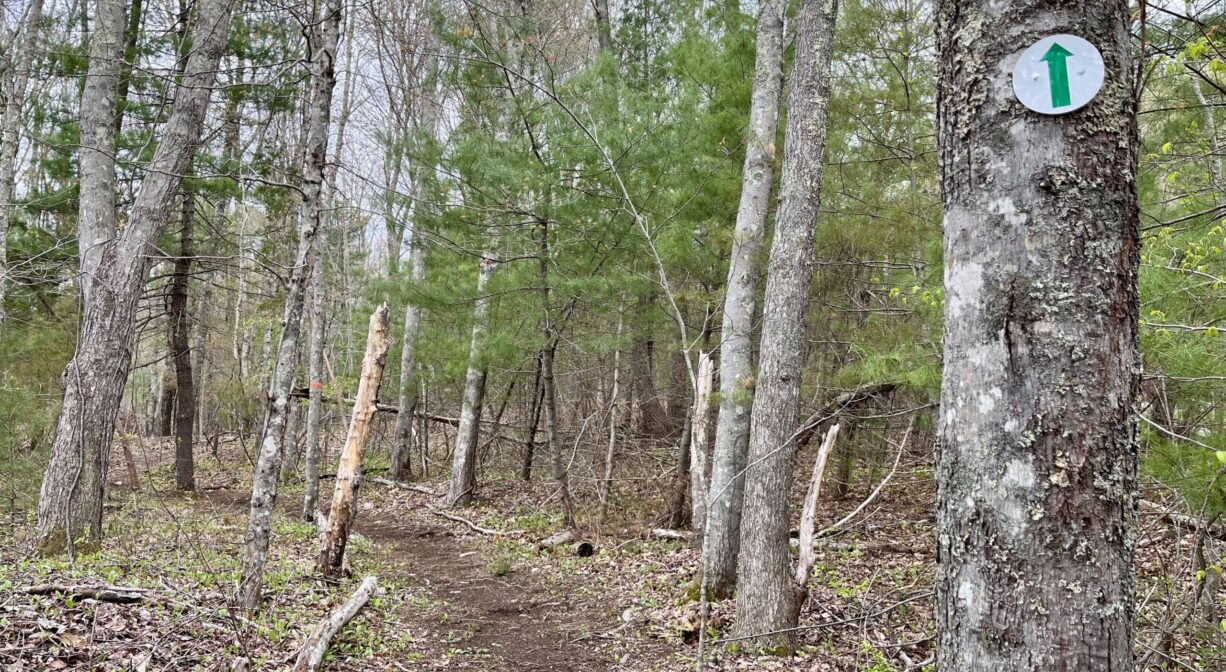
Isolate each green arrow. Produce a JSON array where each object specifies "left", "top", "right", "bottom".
[{"left": 1041, "top": 42, "right": 1073, "bottom": 109}]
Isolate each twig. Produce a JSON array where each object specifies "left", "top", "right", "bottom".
[
  {"left": 291, "top": 576, "right": 378, "bottom": 672},
  {"left": 427, "top": 507, "right": 524, "bottom": 536}
]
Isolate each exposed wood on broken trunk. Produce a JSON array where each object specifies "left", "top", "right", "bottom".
[{"left": 318, "top": 305, "right": 391, "bottom": 577}]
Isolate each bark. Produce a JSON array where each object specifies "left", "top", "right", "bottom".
[
  {"left": 597, "top": 307, "right": 624, "bottom": 528},
  {"left": 76, "top": 0, "right": 125, "bottom": 302},
  {"left": 704, "top": 0, "right": 787, "bottom": 599},
  {"left": 318, "top": 305, "right": 391, "bottom": 577},
  {"left": 280, "top": 398, "right": 301, "bottom": 482},
  {"left": 35, "top": 0, "right": 232, "bottom": 554},
  {"left": 445, "top": 253, "right": 497, "bottom": 507},
  {"left": 157, "top": 365, "right": 176, "bottom": 437},
  {"left": 239, "top": 0, "right": 342, "bottom": 610},
  {"left": 390, "top": 217, "right": 427, "bottom": 481},
  {"left": 521, "top": 352, "right": 544, "bottom": 481},
  {"left": 631, "top": 335, "right": 669, "bottom": 436},
  {"left": 934, "top": 2, "right": 1139, "bottom": 670},
  {"left": 732, "top": 0, "right": 838, "bottom": 650},
  {"left": 689, "top": 352, "right": 715, "bottom": 540},
  {"left": 291, "top": 576, "right": 377, "bottom": 672},
  {"left": 664, "top": 400, "right": 693, "bottom": 529},
  {"left": 0, "top": 0, "right": 44, "bottom": 333},
  {"left": 169, "top": 189, "right": 195, "bottom": 491},
  {"left": 593, "top": 0, "right": 612, "bottom": 52},
  {"left": 301, "top": 248, "right": 327, "bottom": 521},
  {"left": 538, "top": 218, "right": 574, "bottom": 528}
]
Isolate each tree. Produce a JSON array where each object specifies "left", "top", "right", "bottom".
[
  {"left": 934, "top": 2, "right": 1139, "bottom": 669},
  {"left": 446, "top": 253, "right": 497, "bottom": 507},
  {"left": 0, "top": 0, "right": 45, "bottom": 334},
  {"left": 704, "top": 0, "right": 786, "bottom": 598},
  {"left": 239, "top": 0, "right": 344, "bottom": 610},
  {"left": 731, "top": 0, "right": 839, "bottom": 650},
  {"left": 35, "top": 0, "right": 234, "bottom": 553}
]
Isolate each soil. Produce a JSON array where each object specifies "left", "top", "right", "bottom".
[{"left": 356, "top": 511, "right": 615, "bottom": 671}]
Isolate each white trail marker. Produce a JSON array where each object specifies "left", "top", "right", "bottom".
[{"left": 1012, "top": 34, "right": 1104, "bottom": 115}]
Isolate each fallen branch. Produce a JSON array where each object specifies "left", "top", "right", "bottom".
[
  {"left": 429, "top": 508, "right": 524, "bottom": 536},
  {"left": 289, "top": 387, "right": 459, "bottom": 426},
  {"left": 647, "top": 528, "right": 693, "bottom": 541},
  {"left": 291, "top": 576, "right": 377, "bottom": 672},
  {"left": 794, "top": 425, "right": 841, "bottom": 588},
  {"left": 23, "top": 584, "right": 148, "bottom": 604},
  {"left": 369, "top": 477, "right": 440, "bottom": 497},
  {"left": 1141, "top": 499, "right": 1226, "bottom": 540}
]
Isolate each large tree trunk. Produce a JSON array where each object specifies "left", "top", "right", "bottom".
[
  {"left": 318, "top": 305, "right": 391, "bottom": 576},
  {"left": 0, "top": 0, "right": 45, "bottom": 333},
  {"left": 239, "top": 0, "right": 343, "bottom": 610},
  {"left": 169, "top": 188, "right": 196, "bottom": 491},
  {"left": 731, "top": 0, "right": 839, "bottom": 650},
  {"left": 35, "top": 0, "right": 233, "bottom": 554},
  {"left": 445, "top": 253, "right": 497, "bottom": 507},
  {"left": 390, "top": 216, "right": 427, "bottom": 481},
  {"left": 934, "top": 2, "right": 1139, "bottom": 670},
  {"left": 76, "top": 0, "right": 124, "bottom": 304},
  {"left": 704, "top": 0, "right": 787, "bottom": 599}
]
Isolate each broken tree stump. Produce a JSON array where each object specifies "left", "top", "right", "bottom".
[{"left": 317, "top": 305, "right": 391, "bottom": 577}]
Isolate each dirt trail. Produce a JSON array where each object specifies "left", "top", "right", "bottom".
[{"left": 357, "top": 513, "right": 615, "bottom": 671}]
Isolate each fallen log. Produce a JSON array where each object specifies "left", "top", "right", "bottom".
[
  {"left": 23, "top": 584, "right": 148, "bottom": 604},
  {"left": 536, "top": 530, "right": 595, "bottom": 556},
  {"left": 291, "top": 576, "right": 377, "bottom": 672}
]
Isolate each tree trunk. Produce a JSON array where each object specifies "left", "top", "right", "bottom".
[
  {"left": 35, "top": 0, "right": 233, "bottom": 554},
  {"left": 521, "top": 352, "right": 543, "bottom": 481},
  {"left": 704, "top": 0, "right": 787, "bottom": 599},
  {"left": 318, "top": 305, "right": 391, "bottom": 576},
  {"left": 157, "top": 365, "right": 176, "bottom": 437},
  {"left": 390, "top": 215, "right": 427, "bottom": 481},
  {"left": 239, "top": 0, "right": 343, "bottom": 610},
  {"left": 732, "top": 0, "right": 838, "bottom": 647},
  {"left": 280, "top": 398, "right": 301, "bottom": 482},
  {"left": 302, "top": 248, "right": 327, "bottom": 521},
  {"left": 689, "top": 351, "right": 715, "bottom": 540},
  {"left": 598, "top": 307, "right": 624, "bottom": 529},
  {"left": 631, "top": 335, "right": 668, "bottom": 436},
  {"left": 537, "top": 217, "right": 575, "bottom": 528},
  {"left": 0, "top": 0, "right": 45, "bottom": 334},
  {"left": 934, "top": 2, "right": 1139, "bottom": 670},
  {"left": 446, "top": 253, "right": 497, "bottom": 507},
  {"left": 169, "top": 188, "right": 195, "bottom": 491},
  {"left": 76, "top": 0, "right": 125, "bottom": 304},
  {"left": 593, "top": 0, "right": 612, "bottom": 52}
]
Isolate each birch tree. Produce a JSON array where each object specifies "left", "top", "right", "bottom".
[
  {"left": 704, "top": 0, "right": 786, "bottom": 598},
  {"left": 446, "top": 253, "right": 497, "bottom": 507},
  {"left": 731, "top": 0, "right": 839, "bottom": 650},
  {"left": 935, "top": 1, "right": 1139, "bottom": 669},
  {"left": 36, "top": 0, "right": 234, "bottom": 553},
  {"left": 239, "top": 0, "right": 343, "bottom": 610}
]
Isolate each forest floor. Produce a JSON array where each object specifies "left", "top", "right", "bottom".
[{"left": 0, "top": 435, "right": 1222, "bottom": 671}]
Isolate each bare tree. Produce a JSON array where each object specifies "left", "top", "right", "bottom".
[
  {"left": 934, "top": 1, "right": 1139, "bottom": 669},
  {"left": 240, "top": 0, "right": 344, "bottom": 610}
]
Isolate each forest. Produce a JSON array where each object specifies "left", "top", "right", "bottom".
[{"left": 0, "top": 0, "right": 1223, "bottom": 670}]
